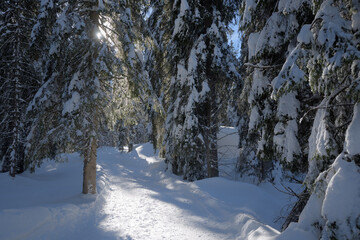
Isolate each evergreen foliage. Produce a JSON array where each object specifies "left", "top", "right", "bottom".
[
  {"left": 1, "top": 0, "right": 359, "bottom": 237},
  {"left": 237, "top": 0, "right": 315, "bottom": 182},
  {"left": 158, "top": 0, "right": 240, "bottom": 181},
  {"left": 239, "top": 0, "right": 360, "bottom": 237},
  {"left": 0, "top": 0, "right": 40, "bottom": 176}
]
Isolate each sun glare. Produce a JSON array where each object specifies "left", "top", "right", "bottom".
[{"left": 96, "top": 26, "right": 107, "bottom": 40}]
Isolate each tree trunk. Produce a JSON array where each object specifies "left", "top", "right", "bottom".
[
  {"left": 208, "top": 131, "right": 219, "bottom": 177},
  {"left": 281, "top": 189, "right": 310, "bottom": 231},
  {"left": 9, "top": 22, "right": 21, "bottom": 177},
  {"left": 82, "top": 0, "right": 99, "bottom": 195},
  {"left": 205, "top": 98, "right": 219, "bottom": 178},
  {"left": 82, "top": 137, "right": 97, "bottom": 194}
]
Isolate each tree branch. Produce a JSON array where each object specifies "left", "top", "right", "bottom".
[
  {"left": 300, "top": 103, "right": 355, "bottom": 123},
  {"left": 244, "top": 63, "right": 283, "bottom": 69}
]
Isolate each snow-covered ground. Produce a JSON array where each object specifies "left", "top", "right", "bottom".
[{"left": 0, "top": 130, "right": 307, "bottom": 239}]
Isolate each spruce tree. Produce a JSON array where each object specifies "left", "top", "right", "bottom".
[
  {"left": 26, "top": 0, "right": 149, "bottom": 193},
  {"left": 237, "top": 0, "right": 314, "bottom": 182},
  {"left": 163, "top": 0, "right": 240, "bottom": 180},
  {"left": 272, "top": 0, "right": 360, "bottom": 184},
  {"left": 144, "top": 0, "right": 168, "bottom": 156},
  {"left": 26, "top": 0, "right": 116, "bottom": 194},
  {"left": 0, "top": 0, "right": 40, "bottom": 176},
  {"left": 273, "top": 0, "right": 360, "bottom": 236}
]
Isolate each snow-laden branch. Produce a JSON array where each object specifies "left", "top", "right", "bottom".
[{"left": 299, "top": 75, "right": 357, "bottom": 123}]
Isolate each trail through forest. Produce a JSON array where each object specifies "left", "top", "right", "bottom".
[{"left": 0, "top": 143, "right": 301, "bottom": 240}]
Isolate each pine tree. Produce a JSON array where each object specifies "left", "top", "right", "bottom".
[
  {"left": 0, "top": 0, "right": 40, "bottom": 176},
  {"left": 26, "top": 0, "right": 150, "bottom": 194},
  {"left": 272, "top": 0, "right": 360, "bottom": 236},
  {"left": 163, "top": 0, "right": 240, "bottom": 180},
  {"left": 237, "top": 0, "right": 314, "bottom": 182},
  {"left": 239, "top": 0, "right": 360, "bottom": 235},
  {"left": 144, "top": 0, "right": 168, "bottom": 156},
  {"left": 272, "top": 0, "right": 360, "bottom": 184},
  {"left": 103, "top": 0, "right": 152, "bottom": 151},
  {"left": 26, "top": 0, "right": 117, "bottom": 194}
]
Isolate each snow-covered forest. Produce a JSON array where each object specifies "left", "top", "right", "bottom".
[{"left": 1, "top": 0, "right": 359, "bottom": 239}]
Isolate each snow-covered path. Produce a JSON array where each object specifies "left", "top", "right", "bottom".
[
  {"left": 0, "top": 143, "right": 298, "bottom": 240},
  {"left": 97, "top": 145, "right": 252, "bottom": 239}
]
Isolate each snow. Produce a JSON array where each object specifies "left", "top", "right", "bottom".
[
  {"left": 241, "top": 0, "right": 257, "bottom": 25},
  {"left": 249, "top": 105, "right": 260, "bottom": 130},
  {"left": 56, "top": 10, "right": 68, "bottom": 32},
  {"left": 345, "top": 103, "right": 360, "bottom": 155},
  {"left": 273, "top": 92, "right": 301, "bottom": 163},
  {"left": 177, "top": 62, "right": 187, "bottom": 85},
  {"left": 273, "top": 120, "right": 301, "bottom": 163},
  {"left": 198, "top": 81, "right": 210, "bottom": 98},
  {"left": 62, "top": 91, "right": 81, "bottom": 116},
  {"left": 306, "top": 101, "right": 335, "bottom": 183},
  {"left": 49, "top": 42, "right": 59, "bottom": 55},
  {"left": 271, "top": 45, "right": 306, "bottom": 97},
  {"left": 68, "top": 72, "right": 81, "bottom": 94},
  {"left": 208, "top": 23, "right": 220, "bottom": 39},
  {"left": 284, "top": 153, "right": 360, "bottom": 240},
  {"left": 322, "top": 154, "right": 360, "bottom": 238},
  {"left": 248, "top": 32, "right": 260, "bottom": 59},
  {"left": 98, "top": 0, "right": 105, "bottom": 10},
  {"left": 314, "top": 1, "right": 353, "bottom": 66},
  {"left": 248, "top": 69, "right": 267, "bottom": 104},
  {"left": 254, "top": 13, "right": 293, "bottom": 56},
  {"left": 276, "top": 92, "right": 299, "bottom": 118},
  {"left": 352, "top": 11, "right": 360, "bottom": 31},
  {"left": 179, "top": 0, "right": 189, "bottom": 16},
  {"left": 27, "top": 78, "right": 52, "bottom": 112},
  {"left": 278, "top": 0, "right": 310, "bottom": 14},
  {"left": 173, "top": 0, "right": 190, "bottom": 37},
  {"left": 0, "top": 142, "right": 306, "bottom": 240},
  {"left": 297, "top": 24, "right": 312, "bottom": 44}
]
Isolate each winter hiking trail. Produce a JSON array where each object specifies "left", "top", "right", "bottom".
[
  {"left": 97, "top": 144, "right": 278, "bottom": 240},
  {"left": 0, "top": 143, "right": 299, "bottom": 240}
]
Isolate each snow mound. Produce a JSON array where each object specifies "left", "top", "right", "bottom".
[{"left": 279, "top": 154, "right": 360, "bottom": 240}]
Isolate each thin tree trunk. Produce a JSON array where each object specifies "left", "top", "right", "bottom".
[
  {"left": 208, "top": 130, "right": 219, "bottom": 177},
  {"left": 206, "top": 98, "right": 219, "bottom": 178},
  {"left": 83, "top": 137, "right": 97, "bottom": 194},
  {"left": 10, "top": 22, "right": 21, "bottom": 177},
  {"left": 82, "top": 0, "right": 99, "bottom": 195}
]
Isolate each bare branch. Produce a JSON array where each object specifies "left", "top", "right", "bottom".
[
  {"left": 272, "top": 182, "right": 301, "bottom": 199},
  {"left": 244, "top": 63, "right": 283, "bottom": 69},
  {"left": 300, "top": 102, "right": 355, "bottom": 123}
]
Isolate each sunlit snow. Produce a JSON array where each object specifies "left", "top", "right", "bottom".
[{"left": 0, "top": 130, "right": 307, "bottom": 239}]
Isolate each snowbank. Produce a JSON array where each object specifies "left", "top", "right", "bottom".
[{"left": 277, "top": 154, "right": 360, "bottom": 240}]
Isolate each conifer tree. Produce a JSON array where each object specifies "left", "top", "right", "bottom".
[
  {"left": 163, "top": 0, "right": 240, "bottom": 180},
  {"left": 272, "top": 1, "right": 360, "bottom": 236},
  {"left": 26, "top": 0, "right": 150, "bottom": 193},
  {"left": 237, "top": 0, "right": 360, "bottom": 235},
  {"left": 144, "top": 0, "right": 168, "bottom": 155},
  {"left": 272, "top": 0, "right": 360, "bottom": 184},
  {"left": 26, "top": 0, "right": 116, "bottom": 194},
  {"left": 0, "top": 0, "right": 40, "bottom": 176},
  {"left": 237, "top": 0, "right": 314, "bottom": 182}
]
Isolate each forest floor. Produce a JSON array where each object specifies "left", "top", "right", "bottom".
[{"left": 0, "top": 135, "right": 306, "bottom": 239}]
